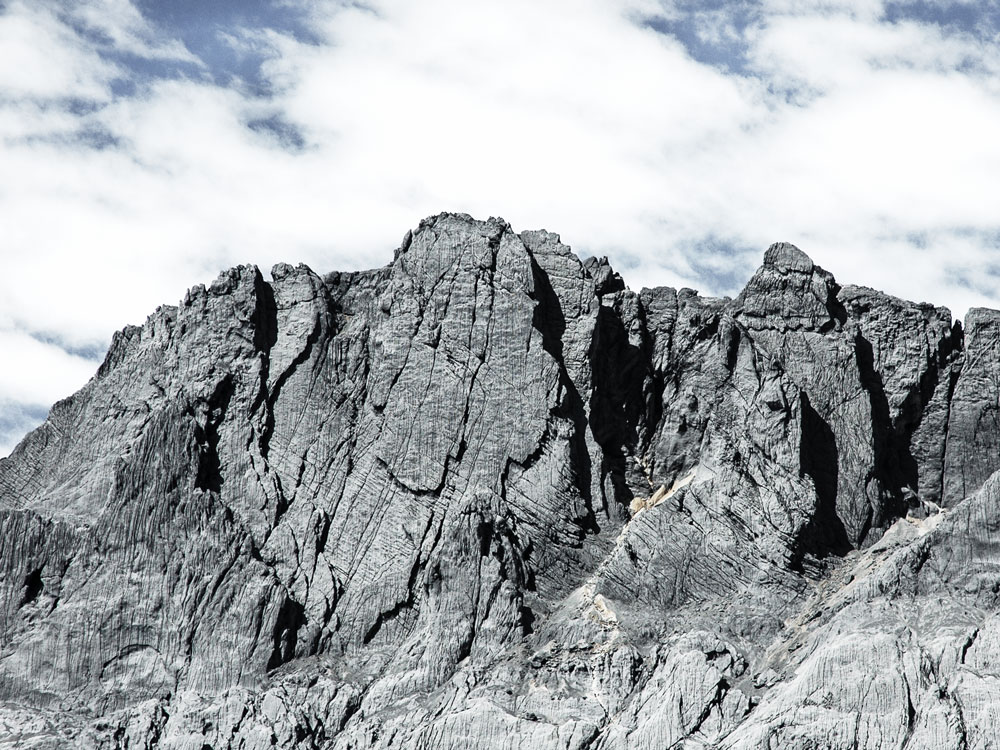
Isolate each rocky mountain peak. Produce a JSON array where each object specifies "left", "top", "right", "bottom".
[
  {"left": 762, "top": 241, "right": 815, "bottom": 273},
  {"left": 2, "top": 215, "right": 1000, "bottom": 750},
  {"left": 735, "top": 240, "right": 843, "bottom": 332}
]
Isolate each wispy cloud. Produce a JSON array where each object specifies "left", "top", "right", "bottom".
[
  {"left": 3, "top": 0, "right": 1000, "bottom": 455},
  {"left": 0, "top": 329, "right": 97, "bottom": 457}
]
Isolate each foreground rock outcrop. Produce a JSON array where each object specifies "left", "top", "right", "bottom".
[{"left": 2, "top": 213, "right": 1000, "bottom": 748}]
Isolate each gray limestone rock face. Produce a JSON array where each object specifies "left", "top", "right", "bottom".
[
  {"left": 943, "top": 307, "right": 1000, "bottom": 505},
  {"left": 0, "top": 215, "right": 996, "bottom": 749}
]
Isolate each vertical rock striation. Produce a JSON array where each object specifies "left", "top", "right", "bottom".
[{"left": 1, "top": 213, "right": 999, "bottom": 748}]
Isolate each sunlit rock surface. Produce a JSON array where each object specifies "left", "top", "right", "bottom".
[{"left": 1, "top": 213, "right": 998, "bottom": 748}]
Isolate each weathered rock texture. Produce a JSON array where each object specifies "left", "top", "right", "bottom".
[{"left": 2, "top": 213, "right": 1000, "bottom": 748}]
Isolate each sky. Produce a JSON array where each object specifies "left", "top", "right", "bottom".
[{"left": 2, "top": 0, "right": 1000, "bottom": 456}]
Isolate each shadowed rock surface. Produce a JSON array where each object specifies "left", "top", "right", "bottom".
[{"left": 1, "top": 213, "right": 999, "bottom": 748}]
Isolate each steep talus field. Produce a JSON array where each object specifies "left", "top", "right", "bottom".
[{"left": 2, "top": 213, "right": 1000, "bottom": 748}]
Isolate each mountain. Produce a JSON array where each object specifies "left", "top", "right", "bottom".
[{"left": 3, "top": 213, "right": 1000, "bottom": 749}]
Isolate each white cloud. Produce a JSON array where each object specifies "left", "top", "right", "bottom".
[
  {"left": 3, "top": 0, "right": 1000, "bottom": 449},
  {"left": 0, "top": 2, "right": 117, "bottom": 100},
  {"left": 68, "top": 0, "right": 200, "bottom": 63},
  {"left": 0, "top": 330, "right": 97, "bottom": 407},
  {"left": 0, "top": 327, "right": 98, "bottom": 457}
]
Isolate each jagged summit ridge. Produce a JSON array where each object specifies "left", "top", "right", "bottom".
[{"left": 2, "top": 213, "right": 1000, "bottom": 749}]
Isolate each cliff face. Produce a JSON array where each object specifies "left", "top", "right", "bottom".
[{"left": 2, "top": 213, "right": 1000, "bottom": 749}]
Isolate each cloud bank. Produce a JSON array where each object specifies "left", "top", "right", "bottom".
[{"left": 2, "top": 0, "right": 1000, "bottom": 454}]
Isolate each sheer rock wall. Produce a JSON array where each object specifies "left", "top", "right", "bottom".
[{"left": 2, "top": 213, "right": 1000, "bottom": 749}]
